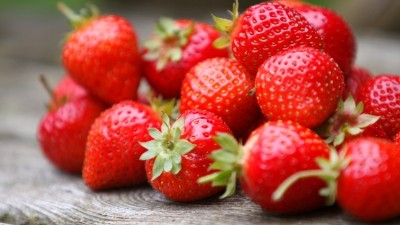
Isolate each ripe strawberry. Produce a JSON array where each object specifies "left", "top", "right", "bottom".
[
  {"left": 180, "top": 57, "right": 261, "bottom": 138},
  {"left": 83, "top": 100, "right": 162, "bottom": 190},
  {"left": 37, "top": 76, "right": 105, "bottom": 174},
  {"left": 60, "top": 3, "right": 141, "bottom": 104},
  {"left": 357, "top": 74, "right": 400, "bottom": 139},
  {"left": 142, "top": 18, "right": 229, "bottom": 99},
  {"left": 255, "top": 47, "right": 345, "bottom": 128},
  {"left": 337, "top": 138, "right": 400, "bottom": 222},
  {"left": 200, "top": 120, "right": 330, "bottom": 214},
  {"left": 213, "top": 1, "right": 324, "bottom": 75},
  {"left": 279, "top": 1, "right": 356, "bottom": 76},
  {"left": 139, "top": 109, "right": 232, "bottom": 202},
  {"left": 273, "top": 137, "right": 400, "bottom": 222},
  {"left": 343, "top": 66, "right": 373, "bottom": 100}
]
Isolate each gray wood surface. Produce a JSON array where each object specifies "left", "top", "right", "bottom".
[{"left": 1, "top": 6, "right": 400, "bottom": 225}]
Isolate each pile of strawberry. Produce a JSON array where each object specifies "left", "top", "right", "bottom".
[{"left": 37, "top": 0, "right": 400, "bottom": 223}]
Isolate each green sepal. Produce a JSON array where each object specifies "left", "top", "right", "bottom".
[
  {"left": 148, "top": 92, "right": 180, "bottom": 121},
  {"left": 143, "top": 17, "right": 194, "bottom": 71},
  {"left": 211, "top": 0, "right": 239, "bottom": 49},
  {"left": 321, "top": 95, "right": 380, "bottom": 147},
  {"left": 139, "top": 114, "right": 196, "bottom": 180},
  {"left": 197, "top": 132, "right": 243, "bottom": 199},
  {"left": 57, "top": 2, "right": 99, "bottom": 30}
]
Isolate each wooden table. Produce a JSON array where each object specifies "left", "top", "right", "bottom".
[{"left": 1, "top": 7, "right": 400, "bottom": 224}]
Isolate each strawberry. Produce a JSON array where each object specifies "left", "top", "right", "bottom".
[
  {"left": 200, "top": 120, "right": 330, "bottom": 214},
  {"left": 255, "top": 47, "right": 345, "bottom": 128},
  {"left": 343, "top": 66, "right": 373, "bottom": 100},
  {"left": 59, "top": 3, "right": 141, "bottom": 104},
  {"left": 37, "top": 76, "right": 105, "bottom": 174},
  {"left": 337, "top": 138, "right": 400, "bottom": 222},
  {"left": 357, "top": 74, "right": 400, "bottom": 139},
  {"left": 142, "top": 18, "right": 229, "bottom": 99},
  {"left": 83, "top": 100, "right": 162, "bottom": 190},
  {"left": 272, "top": 137, "right": 400, "bottom": 222},
  {"left": 213, "top": 1, "right": 324, "bottom": 75},
  {"left": 180, "top": 57, "right": 261, "bottom": 138},
  {"left": 139, "top": 109, "right": 232, "bottom": 202},
  {"left": 279, "top": 1, "right": 356, "bottom": 76}
]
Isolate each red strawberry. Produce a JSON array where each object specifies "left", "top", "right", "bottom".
[
  {"left": 200, "top": 120, "right": 330, "bottom": 214},
  {"left": 255, "top": 47, "right": 345, "bottom": 128},
  {"left": 60, "top": 3, "right": 141, "bottom": 104},
  {"left": 213, "top": 1, "right": 324, "bottom": 75},
  {"left": 280, "top": 1, "right": 356, "bottom": 76},
  {"left": 139, "top": 109, "right": 232, "bottom": 202},
  {"left": 337, "top": 138, "right": 400, "bottom": 222},
  {"left": 273, "top": 137, "right": 400, "bottom": 222},
  {"left": 357, "top": 74, "right": 400, "bottom": 139},
  {"left": 180, "top": 57, "right": 262, "bottom": 138},
  {"left": 83, "top": 100, "right": 162, "bottom": 190},
  {"left": 37, "top": 76, "right": 105, "bottom": 174},
  {"left": 142, "top": 18, "right": 229, "bottom": 99},
  {"left": 344, "top": 66, "right": 373, "bottom": 100}
]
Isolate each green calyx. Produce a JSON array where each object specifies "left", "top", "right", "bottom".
[
  {"left": 57, "top": 2, "right": 99, "bottom": 30},
  {"left": 211, "top": 0, "right": 239, "bottom": 49},
  {"left": 272, "top": 147, "right": 350, "bottom": 205},
  {"left": 139, "top": 114, "right": 196, "bottom": 180},
  {"left": 197, "top": 133, "right": 243, "bottom": 199},
  {"left": 147, "top": 91, "right": 180, "bottom": 121},
  {"left": 323, "top": 95, "right": 380, "bottom": 147},
  {"left": 143, "top": 17, "right": 194, "bottom": 71}
]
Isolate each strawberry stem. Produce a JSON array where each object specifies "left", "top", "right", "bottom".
[
  {"left": 271, "top": 169, "right": 338, "bottom": 203},
  {"left": 57, "top": 2, "right": 99, "bottom": 30},
  {"left": 39, "top": 74, "right": 59, "bottom": 108},
  {"left": 272, "top": 147, "right": 350, "bottom": 205}
]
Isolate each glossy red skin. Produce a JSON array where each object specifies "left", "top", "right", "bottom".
[
  {"left": 54, "top": 75, "right": 88, "bottom": 101},
  {"left": 231, "top": 1, "right": 324, "bottom": 75},
  {"left": 357, "top": 74, "right": 400, "bottom": 139},
  {"left": 338, "top": 138, "right": 400, "bottom": 222},
  {"left": 63, "top": 15, "right": 141, "bottom": 104},
  {"left": 142, "top": 20, "right": 229, "bottom": 99},
  {"left": 48, "top": 75, "right": 90, "bottom": 110},
  {"left": 83, "top": 100, "right": 162, "bottom": 190},
  {"left": 255, "top": 47, "right": 344, "bottom": 128},
  {"left": 180, "top": 57, "right": 262, "bottom": 138},
  {"left": 145, "top": 109, "right": 232, "bottom": 202},
  {"left": 395, "top": 132, "right": 400, "bottom": 145},
  {"left": 289, "top": 3, "right": 356, "bottom": 77},
  {"left": 241, "top": 120, "right": 329, "bottom": 214},
  {"left": 343, "top": 66, "right": 373, "bottom": 100},
  {"left": 37, "top": 97, "right": 105, "bottom": 174}
]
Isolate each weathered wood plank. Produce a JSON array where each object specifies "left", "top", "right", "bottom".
[{"left": 0, "top": 139, "right": 365, "bottom": 225}]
